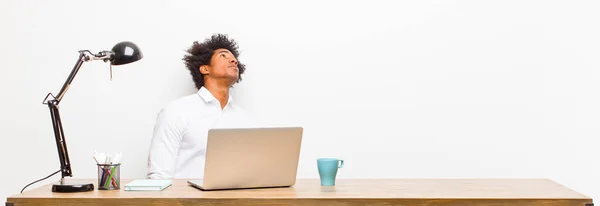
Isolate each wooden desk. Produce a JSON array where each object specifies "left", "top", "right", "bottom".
[{"left": 6, "top": 179, "right": 593, "bottom": 206}]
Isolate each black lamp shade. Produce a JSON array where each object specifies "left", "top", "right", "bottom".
[{"left": 111, "top": 41, "right": 143, "bottom": 65}]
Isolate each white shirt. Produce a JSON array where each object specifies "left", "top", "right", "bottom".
[{"left": 147, "top": 87, "right": 252, "bottom": 179}]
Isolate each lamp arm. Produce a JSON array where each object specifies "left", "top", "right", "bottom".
[
  {"left": 46, "top": 100, "right": 71, "bottom": 179},
  {"left": 42, "top": 52, "right": 88, "bottom": 179},
  {"left": 51, "top": 50, "right": 114, "bottom": 103},
  {"left": 42, "top": 49, "right": 114, "bottom": 180}
]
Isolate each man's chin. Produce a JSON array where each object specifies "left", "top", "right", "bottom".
[
  {"left": 226, "top": 77, "right": 239, "bottom": 85},
  {"left": 231, "top": 74, "right": 240, "bottom": 82}
]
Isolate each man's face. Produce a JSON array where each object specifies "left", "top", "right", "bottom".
[{"left": 201, "top": 48, "right": 239, "bottom": 83}]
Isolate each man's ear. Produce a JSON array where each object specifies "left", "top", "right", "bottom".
[{"left": 199, "top": 65, "right": 209, "bottom": 75}]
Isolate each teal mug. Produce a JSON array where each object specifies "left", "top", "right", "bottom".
[{"left": 317, "top": 158, "right": 344, "bottom": 186}]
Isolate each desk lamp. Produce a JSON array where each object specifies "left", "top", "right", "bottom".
[{"left": 33, "top": 42, "right": 142, "bottom": 193}]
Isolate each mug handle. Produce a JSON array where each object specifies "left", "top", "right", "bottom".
[{"left": 338, "top": 160, "right": 344, "bottom": 168}]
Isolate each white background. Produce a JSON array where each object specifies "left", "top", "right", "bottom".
[{"left": 1, "top": 0, "right": 599, "bottom": 202}]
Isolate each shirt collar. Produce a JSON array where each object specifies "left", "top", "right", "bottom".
[{"left": 197, "top": 86, "right": 233, "bottom": 105}]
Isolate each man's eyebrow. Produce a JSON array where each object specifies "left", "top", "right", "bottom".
[{"left": 218, "top": 50, "right": 231, "bottom": 54}]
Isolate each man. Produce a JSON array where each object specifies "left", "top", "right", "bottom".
[{"left": 147, "top": 34, "right": 250, "bottom": 179}]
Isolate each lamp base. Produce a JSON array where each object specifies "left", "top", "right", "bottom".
[{"left": 52, "top": 180, "right": 94, "bottom": 192}]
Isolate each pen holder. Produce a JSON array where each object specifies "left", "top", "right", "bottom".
[{"left": 97, "top": 163, "right": 120, "bottom": 190}]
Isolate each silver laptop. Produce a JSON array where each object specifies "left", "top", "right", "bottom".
[{"left": 187, "top": 127, "right": 303, "bottom": 190}]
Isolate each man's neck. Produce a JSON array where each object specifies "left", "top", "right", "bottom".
[{"left": 203, "top": 80, "right": 231, "bottom": 110}]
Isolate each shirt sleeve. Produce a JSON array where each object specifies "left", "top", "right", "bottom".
[{"left": 147, "top": 106, "right": 186, "bottom": 179}]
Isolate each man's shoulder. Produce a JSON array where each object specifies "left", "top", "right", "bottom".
[{"left": 160, "top": 93, "right": 201, "bottom": 115}]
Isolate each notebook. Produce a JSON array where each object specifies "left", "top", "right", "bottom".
[{"left": 124, "top": 179, "right": 172, "bottom": 191}]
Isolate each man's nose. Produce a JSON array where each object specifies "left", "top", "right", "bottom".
[{"left": 230, "top": 58, "right": 238, "bottom": 65}]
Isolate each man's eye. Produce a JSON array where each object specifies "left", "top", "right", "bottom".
[{"left": 221, "top": 54, "right": 226, "bottom": 57}]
